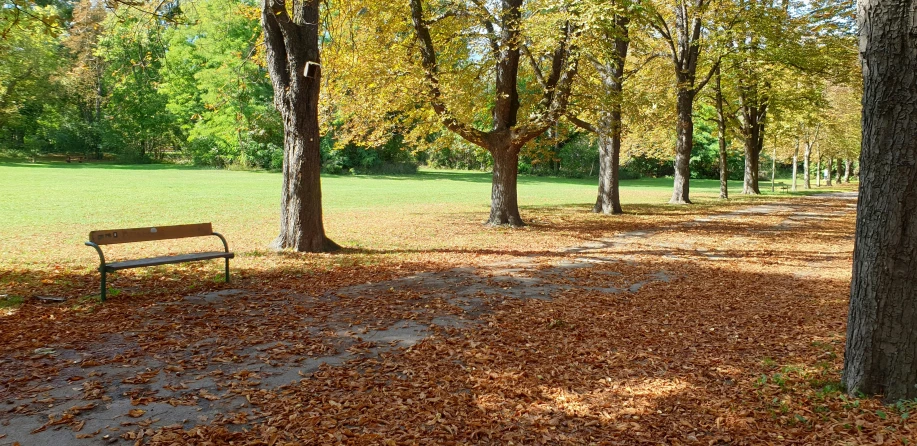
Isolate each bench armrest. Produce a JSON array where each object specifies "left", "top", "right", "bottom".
[
  {"left": 212, "top": 232, "right": 230, "bottom": 253},
  {"left": 85, "top": 241, "right": 106, "bottom": 270}
]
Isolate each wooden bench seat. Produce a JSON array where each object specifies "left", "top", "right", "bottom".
[
  {"left": 104, "top": 252, "right": 233, "bottom": 271},
  {"left": 85, "top": 223, "right": 233, "bottom": 301}
]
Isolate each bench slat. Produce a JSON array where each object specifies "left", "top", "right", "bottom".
[
  {"left": 104, "top": 251, "right": 234, "bottom": 271},
  {"left": 90, "top": 223, "right": 213, "bottom": 245}
]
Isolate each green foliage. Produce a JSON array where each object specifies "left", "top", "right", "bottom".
[
  {"left": 321, "top": 131, "right": 419, "bottom": 175},
  {"left": 521, "top": 130, "right": 599, "bottom": 178},
  {"left": 0, "top": 0, "right": 860, "bottom": 180},
  {"left": 96, "top": 7, "right": 177, "bottom": 161},
  {"left": 625, "top": 155, "right": 673, "bottom": 178},
  {"left": 424, "top": 135, "right": 493, "bottom": 171},
  {"left": 0, "top": 4, "right": 64, "bottom": 154},
  {"left": 159, "top": 0, "right": 281, "bottom": 168}
]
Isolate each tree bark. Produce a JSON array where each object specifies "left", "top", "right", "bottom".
[
  {"left": 844, "top": 157, "right": 852, "bottom": 183},
  {"left": 671, "top": 89, "right": 694, "bottom": 204},
  {"left": 489, "top": 145, "right": 524, "bottom": 226},
  {"left": 844, "top": 0, "right": 917, "bottom": 403},
  {"left": 262, "top": 0, "right": 338, "bottom": 252},
  {"left": 594, "top": 130, "right": 624, "bottom": 214},
  {"left": 569, "top": 15, "right": 629, "bottom": 215},
  {"left": 743, "top": 143, "right": 761, "bottom": 194},
  {"left": 739, "top": 91, "right": 767, "bottom": 195}
]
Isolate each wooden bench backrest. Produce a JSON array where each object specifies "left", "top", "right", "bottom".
[{"left": 89, "top": 223, "right": 213, "bottom": 245}]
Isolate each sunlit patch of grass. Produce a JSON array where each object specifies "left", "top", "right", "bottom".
[
  {"left": 0, "top": 164, "right": 761, "bottom": 273},
  {"left": 0, "top": 295, "right": 24, "bottom": 316}
]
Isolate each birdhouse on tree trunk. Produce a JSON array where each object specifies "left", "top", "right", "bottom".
[{"left": 304, "top": 62, "right": 320, "bottom": 80}]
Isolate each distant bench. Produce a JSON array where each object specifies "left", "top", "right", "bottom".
[
  {"left": 66, "top": 156, "right": 84, "bottom": 163},
  {"left": 85, "top": 223, "right": 234, "bottom": 301}
]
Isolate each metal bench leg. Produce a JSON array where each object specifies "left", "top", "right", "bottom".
[
  {"left": 100, "top": 269, "right": 107, "bottom": 302},
  {"left": 225, "top": 258, "right": 230, "bottom": 283}
]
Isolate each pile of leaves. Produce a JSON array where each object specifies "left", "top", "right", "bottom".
[{"left": 3, "top": 192, "right": 915, "bottom": 444}]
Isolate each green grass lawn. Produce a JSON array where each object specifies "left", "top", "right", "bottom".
[{"left": 0, "top": 162, "right": 850, "bottom": 270}]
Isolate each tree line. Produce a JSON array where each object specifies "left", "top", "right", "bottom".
[{"left": 2, "top": 0, "right": 856, "bottom": 183}]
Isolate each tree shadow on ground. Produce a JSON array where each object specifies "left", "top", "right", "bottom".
[{"left": 0, "top": 193, "right": 884, "bottom": 444}]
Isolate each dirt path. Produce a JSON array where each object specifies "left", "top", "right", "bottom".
[{"left": 0, "top": 193, "right": 862, "bottom": 445}]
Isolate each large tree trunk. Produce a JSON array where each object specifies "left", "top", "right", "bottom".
[
  {"left": 715, "top": 66, "right": 728, "bottom": 199},
  {"left": 844, "top": 0, "right": 917, "bottom": 403},
  {"left": 844, "top": 157, "right": 852, "bottom": 183},
  {"left": 488, "top": 146, "right": 524, "bottom": 226},
  {"left": 743, "top": 142, "right": 761, "bottom": 194},
  {"left": 671, "top": 89, "right": 694, "bottom": 204},
  {"left": 273, "top": 113, "right": 337, "bottom": 251},
  {"left": 594, "top": 130, "right": 623, "bottom": 214},
  {"left": 593, "top": 18, "right": 628, "bottom": 215},
  {"left": 263, "top": 0, "right": 338, "bottom": 252},
  {"left": 739, "top": 88, "right": 767, "bottom": 195}
]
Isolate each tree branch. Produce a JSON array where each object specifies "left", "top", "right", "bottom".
[
  {"left": 695, "top": 56, "right": 721, "bottom": 94},
  {"left": 522, "top": 43, "right": 548, "bottom": 89},
  {"left": 409, "top": 0, "right": 488, "bottom": 147},
  {"left": 514, "top": 21, "right": 579, "bottom": 147},
  {"left": 567, "top": 113, "right": 597, "bottom": 134}
]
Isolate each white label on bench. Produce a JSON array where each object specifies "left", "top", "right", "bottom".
[{"left": 151, "top": 228, "right": 158, "bottom": 233}]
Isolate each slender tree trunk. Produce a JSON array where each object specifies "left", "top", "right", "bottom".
[
  {"left": 844, "top": 157, "right": 852, "bottom": 183},
  {"left": 844, "top": 0, "right": 917, "bottom": 403},
  {"left": 671, "top": 89, "right": 694, "bottom": 204},
  {"left": 263, "top": 0, "right": 338, "bottom": 252},
  {"left": 488, "top": 146, "right": 524, "bottom": 226},
  {"left": 802, "top": 124, "right": 820, "bottom": 190},
  {"left": 835, "top": 157, "right": 843, "bottom": 184},
  {"left": 770, "top": 144, "right": 776, "bottom": 192},
  {"left": 803, "top": 142, "right": 812, "bottom": 189},
  {"left": 715, "top": 67, "right": 729, "bottom": 199},
  {"left": 792, "top": 137, "right": 799, "bottom": 191},
  {"left": 816, "top": 151, "right": 822, "bottom": 187},
  {"left": 826, "top": 156, "right": 833, "bottom": 186}
]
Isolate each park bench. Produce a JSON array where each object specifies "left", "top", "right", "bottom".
[
  {"left": 85, "top": 223, "right": 234, "bottom": 301},
  {"left": 66, "top": 155, "right": 84, "bottom": 163},
  {"left": 780, "top": 183, "right": 789, "bottom": 193}
]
